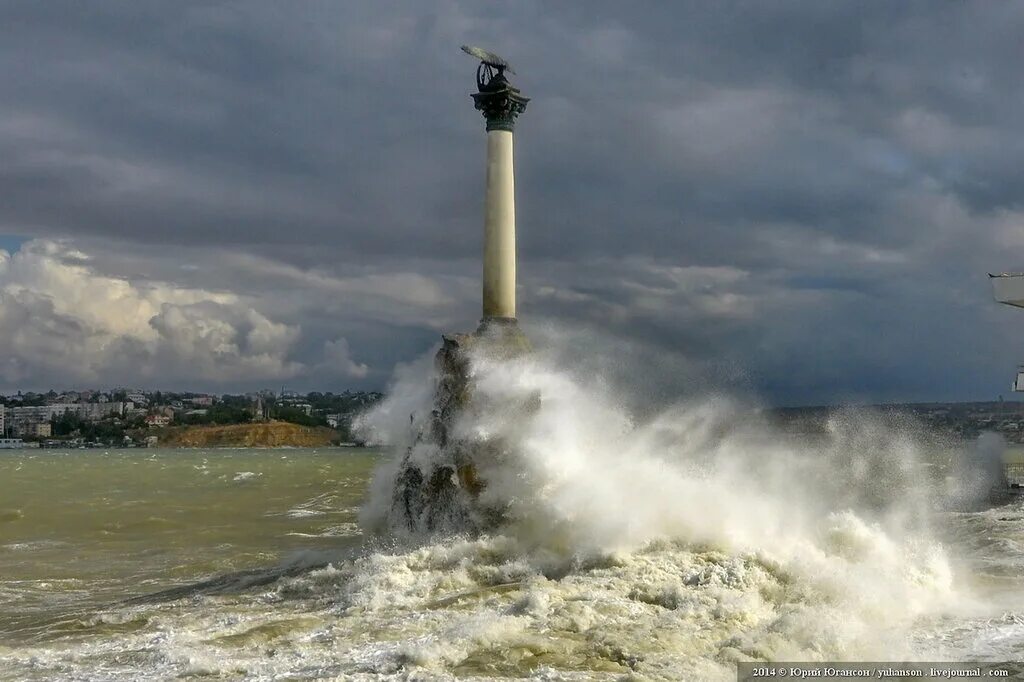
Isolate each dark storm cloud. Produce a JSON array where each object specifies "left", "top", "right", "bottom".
[{"left": 1, "top": 1, "right": 1024, "bottom": 403}]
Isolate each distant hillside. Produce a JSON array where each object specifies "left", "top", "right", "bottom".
[{"left": 154, "top": 420, "right": 339, "bottom": 448}]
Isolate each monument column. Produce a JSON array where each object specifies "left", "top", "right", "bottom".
[
  {"left": 482, "top": 128, "right": 516, "bottom": 320},
  {"left": 468, "top": 54, "right": 528, "bottom": 323}
]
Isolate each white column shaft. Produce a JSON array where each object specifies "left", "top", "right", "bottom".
[{"left": 482, "top": 129, "right": 516, "bottom": 319}]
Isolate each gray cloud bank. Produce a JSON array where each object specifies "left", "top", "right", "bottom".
[{"left": 1, "top": 1, "right": 1023, "bottom": 404}]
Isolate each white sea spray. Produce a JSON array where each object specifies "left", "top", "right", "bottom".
[{"left": 347, "top": 338, "right": 968, "bottom": 676}]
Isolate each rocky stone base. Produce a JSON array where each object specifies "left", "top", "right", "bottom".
[{"left": 388, "top": 319, "right": 531, "bottom": 534}]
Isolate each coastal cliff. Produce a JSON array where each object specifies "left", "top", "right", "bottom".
[{"left": 152, "top": 421, "right": 338, "bottom": 448}]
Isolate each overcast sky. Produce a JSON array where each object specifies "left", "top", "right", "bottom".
[{"left": 1, "top": 1, "right": 1023, "bottom": 405}]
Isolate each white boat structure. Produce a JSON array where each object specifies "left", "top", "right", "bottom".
[
  {"left": 0, "top": 438, "right": 37, "bottom": 449},
  {"left": 992, "top": 273, "right": 1024, "bottom": 390},
  {"left": 991, "top": 274, "right": 1024, "bottom": 497},
  {"left": 991, "top": 458, "right": 1024, "bottom": 503}
]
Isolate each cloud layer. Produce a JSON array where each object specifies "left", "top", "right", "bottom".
[
  {"left": 1, "top": 2, "right": 1024, "bottom": 403},
  {"left": 0, "top": 241, "right": 365, "bottom": 389}
]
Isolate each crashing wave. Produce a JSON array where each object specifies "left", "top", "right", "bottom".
[{"left": 349, "top": 329, "right": 967, "bottom": 676}]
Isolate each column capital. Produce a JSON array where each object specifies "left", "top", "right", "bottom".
[{"left": 471, "top": 73, "right": 529, "bottom": 132}]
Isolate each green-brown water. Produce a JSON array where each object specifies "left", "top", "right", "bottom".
[
  {"left": 0, "top": 448, "right": 377, "bottom": 648},
  {"left": 2, "top": 433, "right": 1024, "bottom": 680}
]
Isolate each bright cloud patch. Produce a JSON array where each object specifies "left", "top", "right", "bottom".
[
  {"left": 0, "top": 240, "right": 305, "bottom": 386},
  {"left": 322, "top": 337, "right": 370, "bottom": 379}
]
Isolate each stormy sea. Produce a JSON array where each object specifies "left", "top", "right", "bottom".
[{"left": 2, "top": 343, "right": 1023, "bottom": 680}]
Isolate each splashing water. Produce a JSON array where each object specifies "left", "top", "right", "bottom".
[
  {"left": 349, "top": 340, "right": 980, "bottom": 676},
  {"left": 3, "top": 337, "right": 1018, "bottom": 680}
]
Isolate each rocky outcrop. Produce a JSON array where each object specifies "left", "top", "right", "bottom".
[{"left": 389, "top": 320, "right": 531, "bottom": 534}]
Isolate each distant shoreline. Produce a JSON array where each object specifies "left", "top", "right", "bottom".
[{"left": 7, "top": 441, "right": 383, "bottom": 451}]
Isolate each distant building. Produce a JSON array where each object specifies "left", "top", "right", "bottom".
[
  {"left": 251, "top": 396, "right": 270, "bottom": 422},
  {"left": 25, "top": 422, "right": 51, "bottom": 438},
  {"left": 145, "top": 414, "right": 171, "bottom": 427},
  {"left": 7, "top": 405, "right": 58, "bottom": 437},
  {"left": 6, "top": 402, "right": 125, "bottom": 437},
  {"left": 190, "top": 395, "right": 214, "bottom": 407},
  {"left": 76, "top": 402, "right": 126, "bottom": 421},
  {"left": 0, "top": 406, "right": 5, "bottom": 436}
]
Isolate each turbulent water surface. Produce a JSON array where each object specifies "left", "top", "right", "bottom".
[{"left": 3, "top": 357, "right": 1024, "bottom": 680}]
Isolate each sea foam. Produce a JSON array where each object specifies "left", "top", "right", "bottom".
[{"left": 350, "top": 334, "right": 965, "bottom": 674}]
